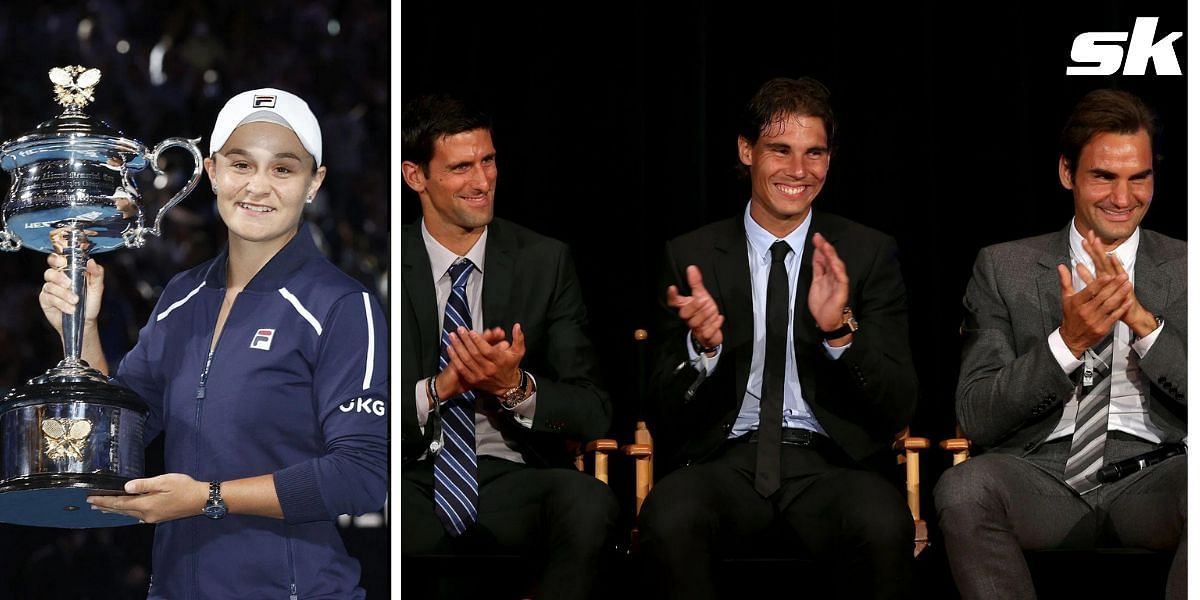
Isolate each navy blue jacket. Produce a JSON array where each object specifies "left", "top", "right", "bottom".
[{"left": 115, "top": 225, "right": 388, "bottom": 599}]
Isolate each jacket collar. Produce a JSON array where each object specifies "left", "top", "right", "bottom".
[{"left": 202, "top": 223, "right": 324, "bottom": 291}]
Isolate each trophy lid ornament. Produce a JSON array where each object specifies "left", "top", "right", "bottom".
[{"left": 49, "top": 66, "right": 102, "bottom": 112}]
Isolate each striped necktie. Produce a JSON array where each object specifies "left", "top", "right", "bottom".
[
  {"left": 433, "top": 259, "right": 479, "bottom": 535},
  {"left": 1063, "top": 330, "right": 1115, "bottom": 494}
]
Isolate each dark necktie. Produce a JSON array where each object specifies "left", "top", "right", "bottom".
[
  {"left": 433, "top": 259, "right": 479, "bottom": 535},
  {"left": 755, "top": 240, "right": 791, "bottom": 497},
  {"left": 1064, "top": 329, "right": 1115, "bottom": 494}
]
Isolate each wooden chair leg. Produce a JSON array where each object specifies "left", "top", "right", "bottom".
[
  {"left": 582, "top": 439, "right": 617, "bottom": 483},
  {"left": 895, "top": 428, "right": 931, "bottom": 557}
]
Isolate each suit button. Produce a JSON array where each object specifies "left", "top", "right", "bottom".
[
  {"left": 1024, "top": 441, "right": 1037, "bottom": 451},
  {"left": 722, "top": 423, "right": 733, "bottom": 433}
]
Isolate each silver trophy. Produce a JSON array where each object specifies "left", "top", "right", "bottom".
[{"left": 0, "top": 66, "right": 203, "bottom": 527}]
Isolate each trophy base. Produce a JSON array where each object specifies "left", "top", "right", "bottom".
[
  {"left": 0, "top": 379, "right": 148, "bottom": 528},
  {"left": 0, "top": 473, "right": 140, "bottom": 528}
]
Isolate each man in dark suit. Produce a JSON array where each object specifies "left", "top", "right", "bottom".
[
  {"left": 638, "top": 77, "right": 919, "bottom": 600},
  {"left": 399, "top": 93, "right": 617, "bottom": 598},
  {"left": 934, "top": 89, "right": 1186, "bottom": 599}
]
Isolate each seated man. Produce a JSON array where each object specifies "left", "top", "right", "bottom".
[
  {"left": 638, "top": 76, "right": 919, "bottom": 600},
  {"left": 399, "top": 93, "right": 618, "bottom": 598},
  {"left": 935, "top": 88, "right": 1186, "bottom": 599}
]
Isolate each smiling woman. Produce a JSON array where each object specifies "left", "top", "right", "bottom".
[
  {"left": 209, "top": 120, "right": 327, "bottom": 248},
  {"left": 37, "top": 88, "right": 389, "bottom": 600}
]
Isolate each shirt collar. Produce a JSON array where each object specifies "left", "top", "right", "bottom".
[
  {"left": 421, "top": 218, "right": 487, "bottom": 281},
  {"left": 1068, "top": 218, "right": 1140, "bottom": 273},
  {"left": 743, "top": 202, "right": 812, "bottom": 262}
]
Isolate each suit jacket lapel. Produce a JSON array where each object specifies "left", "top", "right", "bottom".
[
  {"left": 482, "top": 220, "right": 515, "bottom": 331},
  {"left": 793, "top": 212, "right": 825, "bottom": 401},
  {"left": 711, "top": 219, "right": 754, "bottom": 406},
  {"left": 1036, "top": 226, "right": 1072, "bottom": 337},
  {"left": 401, "top": 224, "right": 441, "bottom": 376},
  {"left": 1133, "top": 231, "right": 1169, "bottom": 317}
]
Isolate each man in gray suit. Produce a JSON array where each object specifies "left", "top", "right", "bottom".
[{"left": 935, "top": 89, "right": 1186, "bottom": 599}]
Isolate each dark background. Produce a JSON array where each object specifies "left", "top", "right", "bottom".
[
  {"left": 402, "top": 1, "right": 1186, "bottom": 596},
  {"left": 0, "top": 2, "right": 389, "bottom": 598}
]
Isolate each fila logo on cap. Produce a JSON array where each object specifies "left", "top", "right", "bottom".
[
  {"left": 250, "top": 329, "right": 275, "bottom": 351},
  {"left": 252, "top": 95, "right": 277, "bottom": 108}
]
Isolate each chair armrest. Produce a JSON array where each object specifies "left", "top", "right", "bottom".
[
  {"left": 939, "top": 439, "right": 970, "bottom": 451},
  {"left": 895, "top": 436, "right": 930, "bottom": 451},
  {"left": 586, "top": 439, "right": 619, "bottom": 453}
]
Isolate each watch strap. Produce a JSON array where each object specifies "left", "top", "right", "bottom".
[
  {"left": 820, "top": 307, "right": 858, "bottom": 340},
  {"left": 690, "top": 332, "right": 719, "bottom": 355}
]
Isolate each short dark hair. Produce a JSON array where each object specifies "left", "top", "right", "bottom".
[
  {"left": 401, "top": 93, "right": 493, "bottom": 174},
  {"left": 1060, "top": 89, "right": 1157, "bottom": 178},
  {"left": 737, "top": 77, "right": 836, "bottom": 147}
]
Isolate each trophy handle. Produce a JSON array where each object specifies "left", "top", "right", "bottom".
[
  {"left": 124, "top": 137, "right": 204, "bottom": 248},
  {"left": 0, "top": 228, "right": 21, "bottom": 252}
]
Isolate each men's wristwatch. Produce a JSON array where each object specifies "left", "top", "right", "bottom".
[
  {"left": 497, "top": 369, "right": 531, "bottom": 410},
  {"left": 820, "top": 307, "right": 859, "bottom": 340},
  {"left": 690, "top": 333, "right": 720, "bottom": 356},
  {"left": 203, "top": 481, "right": 228, "bottom": 520}
]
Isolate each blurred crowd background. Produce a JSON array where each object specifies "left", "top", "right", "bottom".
[{"left": 0, "top": 2, "right": 389, "bottom": 597}]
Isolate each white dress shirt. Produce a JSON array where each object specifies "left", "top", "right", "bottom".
[
  {"left": 1044, "top": 221, "right": 1165, "bottom": 443},
  {"left": 690, "top": 203, "right": 849, "bottom": 438},
  {"left": 413, "top": 220, "right": 536, "bottom": 463}
]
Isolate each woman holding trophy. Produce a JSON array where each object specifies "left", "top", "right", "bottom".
[{"left": 38, "top": 88, "right": 388, "bottom": 599}]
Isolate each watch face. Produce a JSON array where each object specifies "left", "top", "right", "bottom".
[
  {"left": 204, "top": 500, "right": 227, "bottom": 519},
  {"left": 500, "top": 388, "right": 524, "bottom": 408}
]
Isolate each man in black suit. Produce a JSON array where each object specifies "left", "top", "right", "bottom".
[
  {"left": 935, "top": 89, "right": 1186, "bottom": 599},
  {"left": 399, "top": 93, "right": 617, "bottom": 598},
  {"left": 638, "top": 77, "right": 918, "bottom": 599}
]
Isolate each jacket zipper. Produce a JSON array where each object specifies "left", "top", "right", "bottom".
[
  {"left": 193, "top": 298, "right": 228, "bottom": 600},
  {"left": 285, "top": 523, "right": 298, "bottom": 599}
]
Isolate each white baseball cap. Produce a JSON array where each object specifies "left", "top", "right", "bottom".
[{"left": 209, "top": 88, "right": 323, "bottom": 166}]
